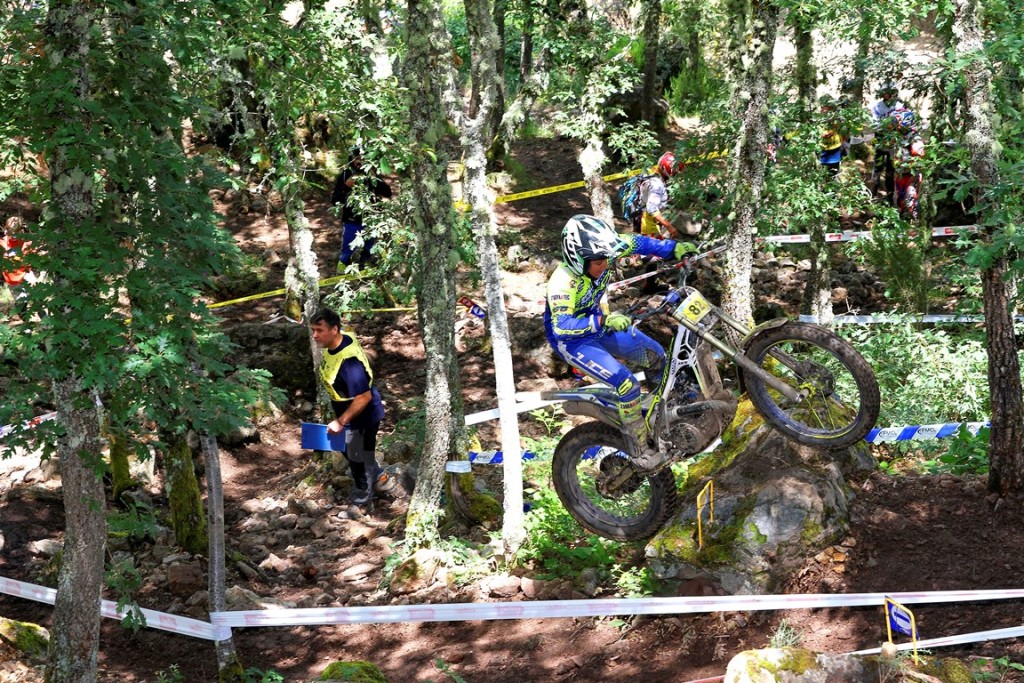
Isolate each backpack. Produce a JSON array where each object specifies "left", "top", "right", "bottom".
[{"left": 618, "top": 173, "right": 654, "bottom": 223}]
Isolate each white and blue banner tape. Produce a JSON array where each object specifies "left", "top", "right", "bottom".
[
  {"left": 0, "top": 575, "right": 224, "bottom": 641},
  {"left": 445, "top": 451, "right": 537, "bottom": 472},
  {"left": 865, "top": 421, "right": 988, "bottom": 444},
  {"left": 798, "top": 313, "right": 1021, "bottom": 325}
]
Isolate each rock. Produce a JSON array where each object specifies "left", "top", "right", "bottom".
[
  {"left": 0, "top": 617, "right": 49, "bottom": 661},
  {"left": 723, "top": 648, "right": 972, "bottom": 683},
  {"left": 276, "top": 513, "right": 299, "bottom": 529},
  {"left": 259, "top": 553, "right": 293, "bottom": 573},
  {"left": 222, "top": 422, "right": 259, "bottom": 447},
  {"left": 577, "top": 568, "right": 600, "bottom": 597},
  {"left": 520, "top": 576, "right": 542, "bottom": 599},
  {"left": 167, "top": 562, "right": 205, "bottom": 597},
  {"left": 482, "top": 574, "right": 521, "bottom": 598},
  {"left": 311, "top": 517, "right": 334, "bottom": 539},
  {"left": 389, "top": 549, "right": 441, "bottom": 595},
  {"left": 224, "top": 585, "right": 295, "bottom": 611},
  {"left": 236, "top": 561, "right": 259, "bottom": 580},
  {"left": 344, "top": 522, "right": 380, "bottom": 546},
  {"left": 341, "top": 562, "right": 379, "bottom": 581},
  {"left": 647, "top": 402, "right": 874, "bottom": 593},
  {"left": 26, "top": 539, "right": 62, "bottom": 557}
]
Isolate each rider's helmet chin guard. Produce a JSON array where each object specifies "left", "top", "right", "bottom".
[{"left": 561, "top": 214, "right": 627, "bottom": 276}]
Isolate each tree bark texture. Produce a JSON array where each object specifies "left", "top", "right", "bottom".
[
  {"left": 404, "top": 0, "right": 465, "bottom": 546},
  {"left": 200, "top": 433, "right": 245, "bottom": 680},
  {"left": 463, "top": 0, "right": 526, "bottom": 554},
  {"left": 724, "top": 0, "right": 750, "bottom": 91},
  {"left": 639, "top": 0, "right": 661, "bottom": 126},
  {"left": 722, "top": 0, "right": 779, "bottom": 327},
  {"left": 952, "top": 0, "right": 1024, "bottom": 494},
  {"left": 43, "top": 4, "right": 107, "bottom": 682},
  {"left": 164, "top": 431, "right": 209, "bottom": 555},
  {"left": 792, "top": 10, "right": 816, "bottom": 119},
  {"left": 519, "top": 0, "right": 534, "bottom": 85}
]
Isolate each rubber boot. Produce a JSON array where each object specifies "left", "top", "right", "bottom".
[{"left": 618, "top": 394, "right": 665, "bottom": 472}]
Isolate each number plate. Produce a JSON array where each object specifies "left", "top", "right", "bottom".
[{"left": 673, "top": 291, "right": 712, "bottom": 323}]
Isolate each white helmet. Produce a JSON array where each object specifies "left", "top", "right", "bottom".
[{"left": 561, "top": 215, "right": 627, "bottom": 276}]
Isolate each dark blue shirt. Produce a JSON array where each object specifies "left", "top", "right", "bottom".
[{"left": 328, "top": 337, "right": 385, "bottom": 430}]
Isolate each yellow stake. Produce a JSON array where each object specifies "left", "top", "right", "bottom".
[
  {"left": 696, "top": 480, "right": 715, "bottom": 550},
  {"left": 884, "top": 597, "right": 919, "bottom": 665}
]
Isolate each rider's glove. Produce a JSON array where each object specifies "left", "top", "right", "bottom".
[
  {"left": 604, "top": 312, "right": 632, "bottom": 333},
  {"left": 674, "top": 241, "right": 698, "bottom": 260}
]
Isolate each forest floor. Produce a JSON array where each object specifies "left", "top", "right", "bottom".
[{"left": 3, "top": 133, "right": 1024, "bottom": 683}]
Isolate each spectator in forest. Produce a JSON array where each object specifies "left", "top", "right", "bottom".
[
  {"left": 1, "top": 217, "right": 33, "bottom": 315},
  {"left": 310, "top": 308, "right": 389, "bottom": 507},
  {"left": 544, "top": 214, "right": 696, "bottom": 472},
  {"left": 639, "top": 152, "right": 687, "bottom": 240},
  {"left": 818, "top": 95, "right": 848, "bottom": 179},
  {"left": 331, "top": 149, "right": 392, "bottom": 271},
  {"left": 870, "top": 83, "right": 905, "bottom": 198}
]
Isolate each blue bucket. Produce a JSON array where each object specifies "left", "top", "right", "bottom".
[{"left": 300, "top": 422, "right": 347, "bottom": 452}]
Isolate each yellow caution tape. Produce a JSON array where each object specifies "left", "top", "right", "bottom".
[{"left": 207, "top": 270, "right": 378, "bottom": 310}]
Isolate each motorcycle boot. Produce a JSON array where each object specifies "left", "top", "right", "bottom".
[{"left": 618, "top": 392, "right": 667, "bottom": 472}]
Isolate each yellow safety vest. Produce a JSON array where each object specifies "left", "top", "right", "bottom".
[{"left": 318, "top": 332, "right": 374, "bottom": 402}]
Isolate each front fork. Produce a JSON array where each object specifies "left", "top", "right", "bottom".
[{"left": 677, "top": 311, "right": 805, "bottom": 404}]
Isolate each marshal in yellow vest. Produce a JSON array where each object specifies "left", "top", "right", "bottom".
[{"left": 318, "top": 331, "right": 374, "bottom": 402}]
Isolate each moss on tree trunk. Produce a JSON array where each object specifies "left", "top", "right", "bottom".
[{"left": 163, "top": 432, "right": 208, "bottom": 554}]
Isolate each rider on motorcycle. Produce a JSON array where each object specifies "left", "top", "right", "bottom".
[{"left": 544, "top": 214, "right": 696, "bottom": 471}]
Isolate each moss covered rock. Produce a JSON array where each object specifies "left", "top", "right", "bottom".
[
  {"left": 318, "top": 660, "right": 389, "bottom": 682},
  {"left": 0, "top": 617, "right": 50, "bottom": 661},
  {"left": 647, "top": 397, "right": 874, "bottom": 593},
  {"left": 724, "top": 648, "right": 976, "bottom": 683}
]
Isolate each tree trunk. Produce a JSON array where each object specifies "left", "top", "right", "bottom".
[
  {"left": 108, "top": 431, "right": 133, "bottom": 503},
  {"left": 850, "top": 10, "right": 874, "bottom": 107},
  {"left": 792, "top": 9, "right": 816, "bottom": 119},
  {"left": 801, "top": 227, "right": 833, "bottom": 325},
  {"left": 639, "top": 0, "right": 661, "bottom": 126},
  {"left": 404, "top": 0, "right": 465, "bottom": 547},
  {"left": 722, "top": 0, "right": 779, "bottom": 327},
  {"left": 519, "top": 0, "right": 534, "bottom": 85},
  {"left": 42, "top": 4, "right": 107, "bottom": 682},
  {"left": 489, "top": 46, "right": 549, "bottom": 163},
  {"left": 163, "top": 431, "right": 209, "bottom": 555},
  {"left": 724, "top": 0, "right": 750, "bottom": 91},
  {"left": 46, "top": 389, "right": 106, "bottom": 683},
  {"left": 952, "top": 0, "right": 1024, "bottom": 494},
  {"left": 463, "top": 0, "right": 526, "bottom": 555},
  {"left": 493, "top": 0, "right": 507, "bottom": 132},
  {"left": 200, "top": 433, "right": 245, "bottom": 681}
]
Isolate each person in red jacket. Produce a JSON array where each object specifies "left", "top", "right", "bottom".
[{"left": 1, "top": 218, "right": 32, "bottom": 314}]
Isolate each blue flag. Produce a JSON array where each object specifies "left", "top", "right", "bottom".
[{"left": 887, "top": 600, "right": 915, "bottom": 637}]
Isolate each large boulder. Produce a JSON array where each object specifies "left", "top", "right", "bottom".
[{"left": 647, "top": 401, "right": 874, "bottom": 593}]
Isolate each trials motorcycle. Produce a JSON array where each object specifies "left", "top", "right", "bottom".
[{"left": 539, "top": 247, "right": 880, "bottom": 541}]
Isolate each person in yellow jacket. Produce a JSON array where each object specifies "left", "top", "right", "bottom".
[
  {"left": 311, "top": 308, "right": 387, "bottom": 506},
  {"left": 818, "top": 95, "right": 848, "bottom": 179}
]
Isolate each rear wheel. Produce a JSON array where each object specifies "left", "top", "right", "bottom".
[
  {"left": 743, "top": 322, "right": 880, "bottom": 448},
  {"left": 552, "top": 422, "right": 677, "bottom": 541}
]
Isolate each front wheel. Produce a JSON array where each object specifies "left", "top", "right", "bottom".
[
  {"left": 742, "top": 322, "right": 880, "bottom": 449},
  {"left": 552, "top": 423, "right": 678, "bottom": 541}
]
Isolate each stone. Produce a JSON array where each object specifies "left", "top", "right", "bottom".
[
  {"left": 483, "top": 574, "right": 521, "bottom": 598},
  {"left": 26, "top": 539, "right": 62, "bottom": 557},
  {"left": 224, "top": 585, "right": 295, "bottom": 611},
  {"left": 0, "top": 617, "right": 49, "bottom": 661},
  {"left": 341, "top": 562, "right": 379, "bottom": 580},
  {"left": 167, "top": 562, "right": 205, "bottom": 597},
  {"left": 259, "top": 553, "right": 293, "bottom": 573}
]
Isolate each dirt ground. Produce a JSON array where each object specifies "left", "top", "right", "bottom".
[{"left": 3, "top": 135, "right": 1024, "bottom": 683}]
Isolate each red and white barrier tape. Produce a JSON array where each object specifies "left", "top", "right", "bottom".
[
  {"left": 209, "top": 588, "right": 1024, "bottom": 628},
  {"left": 0, "top": 576, "right": 223, "bottom": 640},
  {"left": 0, "top": 411, "right": 57, "bottom": 441}
]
